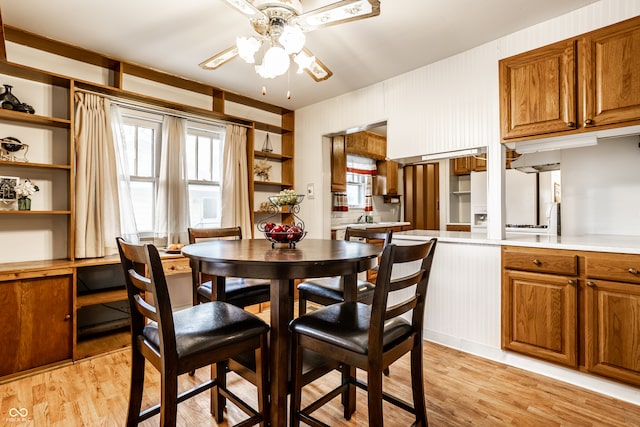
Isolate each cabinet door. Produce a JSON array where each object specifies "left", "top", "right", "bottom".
[
  {"left": 471, "top": 154, "right": 486, "bottom": 172},
  {"left": 331, "top": 136, "right": 346, "bottom": 192},
  {"left": 450, "top": 157, "right": 472, "bottom": 175},
  {"left": 374, "top": 160, "right": 398, "bottom": 195},
  {"left": 582, "top": 18, "right": 640, "bottom": 129},
  {"left": 585, "top": 279, "right": 640, "bottom": 386},
  {"left": 0, "top": 276, "right": 72, "bottom": 376},
  {"left": 499, "top": 40, "right": 577, "bottom": 139},
  {"left": 502, "top": 269, "right": 578, "bottom": 367}
]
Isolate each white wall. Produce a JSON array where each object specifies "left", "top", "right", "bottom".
[
  {"left": 295, "top": 0, "right": 640, "bottom": 240},
  {"left": 562, "top": 136, "right": 640, "bottom": 235}
]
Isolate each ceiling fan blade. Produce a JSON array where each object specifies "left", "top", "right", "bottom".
[
  {"left": 221, "top": 0, "right": 264, "bottom": 18},
  {"left": 199, "top": 46, "right": 239, "bottom": 70},
  {"left": 294, "top": 0, "right": 380, "bottom": 32},
  {"left": 294, "top": 48, "right": 333, "bottom": 82}
]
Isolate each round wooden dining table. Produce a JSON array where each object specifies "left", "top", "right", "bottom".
[{"left": 182, "top": 238, "right": 381, "bottom": 427}]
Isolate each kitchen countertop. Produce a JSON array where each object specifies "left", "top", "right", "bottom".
[
  {"left": 331, "top": 221, "right": 411, "bottom": 230},
  {"left": 393, "top": 229, "right": 640, "bottom": 255}
]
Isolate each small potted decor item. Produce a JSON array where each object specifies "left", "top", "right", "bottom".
[
  {"left": 254, "top": 159, "right": 272, "bottom": 181},
  {"left": 15, "top": 178, "right": 39, "bottom": 210},
  {"left": 0, "top": 84, "right": 35, "bottom": 114}
]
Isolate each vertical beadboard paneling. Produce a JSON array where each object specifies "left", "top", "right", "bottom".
[{"left": 391, "top": 239, "right": 502, "bottom": 348}]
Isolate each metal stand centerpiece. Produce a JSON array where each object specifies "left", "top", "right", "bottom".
[{"left": 258, "top": 193, "right": 306, "bottom": 248}]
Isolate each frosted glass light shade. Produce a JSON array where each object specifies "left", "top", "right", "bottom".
[
  {"left": 236, "top": 36, "right": 262, "bottom": 63},
  {"left": 255, "top": 46, "right": 290, "bottom": 79}
]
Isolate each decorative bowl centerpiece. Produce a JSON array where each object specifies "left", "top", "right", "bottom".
[
  {"left": 258, "top": 189, "right": 306, "bottom": 248},
  {"left": 262, "top": 222, "right": 307, "bottom": 248}
]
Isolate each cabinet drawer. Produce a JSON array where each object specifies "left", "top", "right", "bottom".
[
  {"left": 503, "top": 248, "right": 577, "bottom": 276},
  {"left": 586, "top": 253, "right": 640, "bottom": 284},
  {"left": 161, "top": 258, "right": 191, "bottom": 276}
]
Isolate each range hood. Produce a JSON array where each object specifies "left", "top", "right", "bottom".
[{"left": 510, "top": 151, "right": 561, "bottom": 173}]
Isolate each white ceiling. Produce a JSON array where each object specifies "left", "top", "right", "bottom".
[{"left": 0, "top": 0, "right": 598, "bottom": 110}]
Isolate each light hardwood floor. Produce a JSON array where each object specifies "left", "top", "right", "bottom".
[{"left": 1, "top": 339, "right": 639, "bottom": 426}]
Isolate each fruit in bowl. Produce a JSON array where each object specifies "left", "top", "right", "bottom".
[{"left": 262, "top": 223, "right": 305, "bottom": 245}]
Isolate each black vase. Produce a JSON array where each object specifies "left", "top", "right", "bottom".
[{"left": 0, "top": 84, "right": 35, "bottom": 114}]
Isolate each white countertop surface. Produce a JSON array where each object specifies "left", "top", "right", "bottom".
[
  {"left": 331, "top": 221, "right": 411, "bottom": 230},
  {"left": 393, "top": 229, "right": 640, "bottom": 254}
]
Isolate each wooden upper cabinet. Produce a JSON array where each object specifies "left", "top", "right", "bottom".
[
  {"left": 330, "top": 136, "right": 347, "bottom": 192},
  {"left": 345, "top": 131, "right": 386, "bottom": 160},
  {"left": 451, "top": 156, "right": 472, "bottom": 175},
  {"left": 499, "top": 39, "right": 577, "bottom": 140},
  {"left": 471, "top": 154, "right": 486, "bottom": 172},
  {"left": 581, "top": 18, "right": 640, "bottom": 129},
  {"left": 499, "top": 16, "right": 640, "bottom": 142},
  {"left": 373, "top": 159, "right": 398, "bottom": 195}
]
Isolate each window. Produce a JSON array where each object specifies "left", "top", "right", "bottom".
[
  {"left": 120, "top": 109, "right": 224, "bottom": 235},
  {"left": 122, "top": 114, "right": 161, "bottom": 234},
  {"left": 346, "top": 155, "right": 374, "bottom": 208},
  {"left": 186, "top": 126, "right": 224, "bottom": 227}
]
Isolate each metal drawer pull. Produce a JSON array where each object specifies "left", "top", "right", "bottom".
[
  {"left": 532, "top": 259, "right": 542, "bottom": 266},
  {"left": 587, "top": 281, "right": 595, "bottom": 287},
  {"left": 629, "top": 268, "right": 639, "bottom": 275},
  {"left": 567, "top": 279, "right": 575, "bottom": 285}
]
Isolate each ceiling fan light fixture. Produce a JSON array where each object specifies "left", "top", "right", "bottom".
[
  {"left": 237, "top": 36, "right": 262, "bottom": 63},
  {"left": 293, "top": 51, "right": 314, "bottom": 73},
  {"left": 279, "top": 24, "right": 305, "bottom": 54},
  {"left": 256, "top": 45, "right": 290, "bottom": 78}
]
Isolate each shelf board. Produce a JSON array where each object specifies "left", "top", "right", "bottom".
[
  {"left": 74, "top": 330, "right": 130, "bottom": 360},
  {"left": 254, "top": 150, "right": 293, "bottom": 161},
  {"left": 77, "top": 289, "right": 128, "bottom": 308},
  {"left": 0, "top": 210, "right": 71, "bottom": 215},
  {"left": 0, "top": 109, "right": 71, "bottom": 128},
  {"left": 0, "top": 160, "right": 71, "bottom": 170},
  {"left": 253, "top": 180, "right": 292, "bottom": 188},
  {"left": 452, "top": 191, "right": 471, "bottom": 195}
]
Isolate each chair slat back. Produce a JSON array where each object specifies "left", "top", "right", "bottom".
[
  {"left": 116, "top": 237, "right": 176, "bottom": 355},
  {"left": 188, "top": 226, "right": 243, "bottom": 244},
  {"left": 370, "top": 239, "right": 437, "bottom": 342},
  {"left": 344, "top": 227, "right": 392, "bottom": 247}
]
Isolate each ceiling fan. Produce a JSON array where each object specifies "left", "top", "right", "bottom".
[{"left": 200, "top": 0, "right": 381, "bottom": 82}]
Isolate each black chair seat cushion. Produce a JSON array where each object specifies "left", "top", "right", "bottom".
[
  {"left": 289, "top": 302, "right": 411, "bottom": 355},
  {"left": 143, "top": 301, "right": 269, "bottom": 359},
  {"left": 297, "top": 277, "right": 375, "bottom": 303},
  {"left": 197, "top": 278, "right": 270, "bottom": 303}
]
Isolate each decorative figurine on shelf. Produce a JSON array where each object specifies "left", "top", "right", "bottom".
[
  {"left": 15, "top": 178, "right": 39, "bottom": 211},
  {"left": 261, "top": 133, "right": 273, "bottom": 152},
  {"left": 1, "top": 137, "right": 29, "bottom": 162},
  {"left": 0, "top": 84, "right": 35, "bottom": 114},
  {"left": 254, "top": 158, "right": 272, "bottom": 181}
]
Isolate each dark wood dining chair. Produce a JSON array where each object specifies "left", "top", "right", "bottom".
[
  {"left": 188, "top": 226, "right": 270, "bottom": 309},
  {"left": 116, "top": 237, "right": 270, "bottom": 426},
  {"left": 289, "top": 238, "right": 437, "bottom": 427},
  {"left": 297, "top": 227, "right": 393, "bottom": 315}
]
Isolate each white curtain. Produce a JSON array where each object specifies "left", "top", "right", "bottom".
[
  {"left": 110, "top": 105, "right": 139, "bottom": 243},
  {"left": 155, "top": 115, "right": 190, "bottom": 245},
  {"left": 221, "top": 125, "right": 252, "bottom": 236},
  {"left": 74, "top": 92, "right": 121, "bottom": 258}
]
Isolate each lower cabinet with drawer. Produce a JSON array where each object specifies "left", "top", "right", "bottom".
[{"left": 502, "top": 246, "right": 640, "bottom": 387}]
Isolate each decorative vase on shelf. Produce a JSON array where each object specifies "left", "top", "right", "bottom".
[{"left": 18, "top": 197, "right": 31, "bottom": 211}]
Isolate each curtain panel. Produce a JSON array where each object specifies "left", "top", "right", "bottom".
[
  {"left": 74, "top": 92, "right": 121, "bottom": 258},
  {"left": 221, "top": 125, "right": 252, "bottom": 236},
  {"left": 155, "top": 115, "right": 191, "bottom": 245}
]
